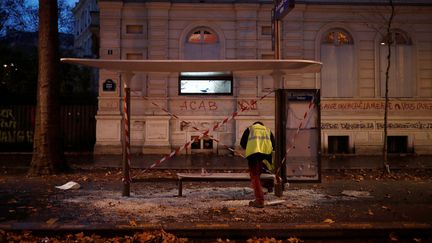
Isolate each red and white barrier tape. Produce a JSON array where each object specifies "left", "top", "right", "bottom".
[
  {"left": 134, "top": 89, "right": 275, "bottom": 176},
  {"left": 142, "top": 97, "right": 179, "bottom": 119},
  {"left": 122, "top": 84, "right": 132, "bottom": 183},
  {"left": 140, "top": 106, "right": 240, "bottom": 173}
]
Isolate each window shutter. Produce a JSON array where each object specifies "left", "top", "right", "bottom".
[
  {"left": 321, "top": 44, "right": 338, "bottom": 97},
  {"left": 337, "top": 45, "right": 354, "bottom": 97}
]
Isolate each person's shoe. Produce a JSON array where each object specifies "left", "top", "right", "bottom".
[{"left": 248, "top": 200, "right": 264, "bottom": 208}]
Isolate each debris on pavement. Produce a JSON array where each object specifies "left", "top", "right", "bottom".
[
  {"left": 55, "top": 181, "right": 81, "bottom": 190},
  {"left": 265, "top": 200, "right": 285, "bottom": 206},
  {"left": 0, "top": 229, "right": 187, "bottom": 243},
  {"left": 341, "top": 190, "right": 371, "bottom": 198}
]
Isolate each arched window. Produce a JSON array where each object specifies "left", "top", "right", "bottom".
[
  {"left": 323, "top": 29, "right": 353, "bottom": 45},
  {"left": 379, "top": 30, "right": 413, "bottom": 97},
  {"left": 184, "top": 27, "right": 220, "bottom": 60},
  {"left": 188, "top": 29, "right": 218, "bottom": 44},
  {"left": 320, "top": 28, "right": 355, "bottom": 97}
]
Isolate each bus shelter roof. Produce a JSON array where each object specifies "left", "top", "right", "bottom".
[{"left": 60, "top": 58, "right": 322, "bottom": 74}]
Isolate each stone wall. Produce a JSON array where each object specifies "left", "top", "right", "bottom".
[{"left": 94, "top": 1, "right": 432, "bottom": 155}]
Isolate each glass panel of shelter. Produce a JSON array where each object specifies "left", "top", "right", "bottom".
[{"left": 284, "top": 90, "right": 320, "bottom": 181}]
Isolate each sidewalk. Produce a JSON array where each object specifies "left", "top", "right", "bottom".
[
  {"left": 92, "top": 153, "right": 432, "bottom": 170},
  {"left": 1, "top": 154, "right": 432, "bottom": 241},
  {"left": 2, "top": 153, "right": 431, "bottom": 170}
]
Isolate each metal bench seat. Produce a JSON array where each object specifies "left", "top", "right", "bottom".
[{"left": 176, "top": 172, "right": 275, "bottom": 196}]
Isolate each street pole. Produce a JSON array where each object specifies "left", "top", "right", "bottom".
[
  {"left": 275, "top": 18, "right": 281, "bottom": 60},
  {"left": 273, "top": 2, "right": 284, "bottom": 197}
]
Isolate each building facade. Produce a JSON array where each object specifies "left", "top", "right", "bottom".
[
  {"left": 94, "top": 0, "right": 432, "bottom": 157},
  {"left": 73, "top": 0, "right": 99, "bottom": 58}
]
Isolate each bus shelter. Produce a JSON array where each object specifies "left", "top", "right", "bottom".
[{"left": 61, "top": 58, "right": 322, "bottom": 196}]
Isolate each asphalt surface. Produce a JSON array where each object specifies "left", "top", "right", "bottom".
[{"left": 0, "top": 154, "right": 431, "bottom": 242}]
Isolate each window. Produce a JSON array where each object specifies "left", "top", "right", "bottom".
[
  {"left": 184, "top": 27, "right": 221, "bottom": 60},
  {"left": 327, "top": 136, "right": 350, "bottom": 154},
  {"left": 323, "top": 29, "right": 352, "bottom": 45},
  {"left": 321, "top": 28, "right": 355, "bottom": 97},
  {"left": 387, "top": 136, "right": 409, "bottom": 154},
  {"left": 179, "top": 72, "right": 232, "bottom": 95},
  {"left": 379, "top": 30, "right": 413, "bottom": 97},
  {"left": 126, "top": 25, "right": 143, "bottom": 34},
  {"left": 188, "top": 29, "right": 218, "bottom": 44},
  {"left": 126, "top": 53, "right": 143, "bottom": 60},
  {"left": 191, "top": 136, "right": 213, "bottom": 150}
]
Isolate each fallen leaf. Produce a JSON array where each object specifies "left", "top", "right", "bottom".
[
  {"left": 227, "top": 207, "right": 236, "bottom": 213},
  {"left": 46, "top": 218, "right": 58, "bottom": 225},
  {"left": 7, "top": 199, "right": 17, "bottom": 204},
  {"left": 389, "top": 232, "right": 398, "bottom": 241},
  {"left": 75, "top": 232, "right": 84, "bottom": 239},
  {"left": 286, "top": 203, "right": 296, "bottom": 208},
  {"left": 382, "top": 205, "right": 391, "bottom": 211},
  {"left": 323, "top": 218, "right": 335, "bottom": 224},
  {"left": 287, "top": 236, "right": 304, "bottom": 243},
  {"left": 129, "top": 220, "right": 137, "bottom": 227}
]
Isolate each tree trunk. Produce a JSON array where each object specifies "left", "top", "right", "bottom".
[
  {"left": 29, "top": 0, "right": 65, "bottom": 175},
  {"left": 383, "top": 0, "right": 395, "bottom": 174}
]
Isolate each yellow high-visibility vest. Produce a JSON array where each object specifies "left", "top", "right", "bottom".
[{"left": 245, "top": 124, "right": 273, "bottom": 158}]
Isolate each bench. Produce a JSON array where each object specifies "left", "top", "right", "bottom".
[{"left": 176, "top": 172, "right": 275, "bottom": 196}]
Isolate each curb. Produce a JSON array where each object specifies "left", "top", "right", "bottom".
[{"left": 1, "top": 222, "right": 431, "bottom": 239}]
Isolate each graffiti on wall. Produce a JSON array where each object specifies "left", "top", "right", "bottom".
[
  {"left": 179, "top": 100, "right": 218, "bottom": 111},
  {"left": 321, "top": 121, "right": 432, "bottom": 130},
  {"left": 376, "top": 122, "right": 432, "bottom": 129},
  {"left": 0, "top": 109, "right": 33, "bottom": 143},
  {"left": 237, "top": 99, "right": 257, "bottom": 111},
  {"left": 178, "top": 99, "right": 259, "bottom": 112},
  {"left": 180, "top": 120, "right": 217, "bottom": 131},
  {"left": 321, "top": 101, "right": 432, "bottom": 111}
]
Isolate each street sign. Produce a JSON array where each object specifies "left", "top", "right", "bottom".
[{"left": 274, "top": 0, "right": 295, "bottom": 20}]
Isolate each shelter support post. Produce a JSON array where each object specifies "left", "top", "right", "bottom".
[
  {"left": 272, "top": 70, "right": 286, "bottom": 197},
  {"left": 121, "top": 72, "right": 134, "bottom": 197}
]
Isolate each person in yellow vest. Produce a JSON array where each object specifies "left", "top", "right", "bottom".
[{"left": 240, "top": 121, "right": 275, "bottom": 208}]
